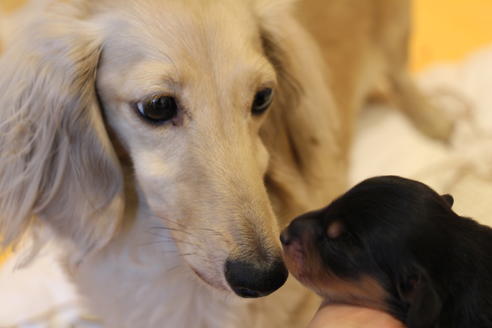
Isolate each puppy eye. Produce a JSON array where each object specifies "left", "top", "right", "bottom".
[
  {"left": 251, "top": 88, "right": 274, "bottom": 115},
  {"left": 135, "top": 96, "right": 179, "bottom": 124}
]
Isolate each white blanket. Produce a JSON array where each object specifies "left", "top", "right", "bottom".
[{"left": 351, "top": 45, "right": 492, "bottom": 226}]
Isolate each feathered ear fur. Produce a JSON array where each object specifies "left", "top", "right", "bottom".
[
  {"left": 256, "top": 0, "right": 343, "bottom": 222},
  {"left": 0, "top": 6, "right": 124, "bottom": 259},
  {"left": 397, "top": 267, "right": 442, "bottom": 328}
]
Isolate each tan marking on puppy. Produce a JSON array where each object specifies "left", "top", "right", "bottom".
[{"left": 326, "top": 221, "right": 344, "bottom": 239}]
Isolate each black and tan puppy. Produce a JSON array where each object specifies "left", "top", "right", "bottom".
[{"left": 281, "top": 176, "right": 492, "bottom": 328}]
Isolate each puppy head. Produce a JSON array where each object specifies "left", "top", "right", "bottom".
[{"left": 281, "top": 176, "right": 454, "bottom": 326}]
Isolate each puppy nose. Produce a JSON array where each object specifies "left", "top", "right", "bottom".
[
  {"left": 280, "top": 229, "right": 291, "bottom": 246},
  {"left": 225, "top": 259, "right": 288, "bottom": 298}
]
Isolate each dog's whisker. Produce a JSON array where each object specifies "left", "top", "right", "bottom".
[
  {"left": 148, "top": 226, "right": 191, "bottom": 236},
  {"left": 147, "top": 215, "right": 228, "bottom": 244},
  {"left": 139, "top": 237, "right": 199, "bottom": 248},
  {"left": 139, "top": 231, "right": 200, "bottom": 246},
  {"left": 149, "top": 219, "right": 193, "bottom": 233},
  {"left": 164, "top": 265, "right": 182, "bottom": 275}
]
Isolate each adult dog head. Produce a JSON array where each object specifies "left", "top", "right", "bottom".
[{"left": 0, "top": 0, "right": 338, "bottom": 298}]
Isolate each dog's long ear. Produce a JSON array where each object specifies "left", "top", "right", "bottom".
[
  {"left": 255, "top": 0, "right": 343, "bottom": 221},
  {"left": 397, "top": 268, "right": 442, "bottom": 328},
  {"left": 0, "top": 9, "right": 124, "bottom": 258}
]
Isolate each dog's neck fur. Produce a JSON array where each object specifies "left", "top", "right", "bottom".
[{"left": 67, "top": 167, "right": 313, "bottom": 328}]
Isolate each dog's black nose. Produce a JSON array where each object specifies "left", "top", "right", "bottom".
[
  {"left": 225, "top": 259, "right": 288, "bottom": 298},
  {"left": 280, "top": 229, "right": 291, "bottom": 246}
]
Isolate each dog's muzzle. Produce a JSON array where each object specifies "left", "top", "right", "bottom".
[{"left": 224, "top": 258, "right": 288, "bottom": 298}]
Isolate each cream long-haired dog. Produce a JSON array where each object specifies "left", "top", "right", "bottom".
[{"left": 0, "top": 0, "right": 452, "bottom": 327}]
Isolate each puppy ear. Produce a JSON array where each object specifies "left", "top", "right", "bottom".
[
  {"left": 441, "top": 194, "right": 454, "bottom": 207},
  {"left": 397, "top": 269, "right": 442, "bottom": 328},
  {"left": 0, "top": 8, "right": 123, "bottom": 260}
]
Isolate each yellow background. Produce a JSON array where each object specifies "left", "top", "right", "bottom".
[
  {"left": 411, "top": 0, "right": 492, "bottom": 71},
  {"left": 1, "top": 0, "right": 492, "bottom": 266},
  {"left": 0, "top": 248, "right": 10, "bottom": 266}
]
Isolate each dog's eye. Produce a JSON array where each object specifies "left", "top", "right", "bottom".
[
  {"left": 251, "top": 88, "right": 274, "bottom": 115},
  {"left": 135, "top": 96, "right": 179, "bottom": 124}
]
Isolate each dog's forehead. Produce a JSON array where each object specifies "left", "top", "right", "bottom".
[
  {"left": 97, "top": 0, "right": 275, "bottom": 100},
  {"left": 101, "top": 1, "right": 264, "bottom": 66}
]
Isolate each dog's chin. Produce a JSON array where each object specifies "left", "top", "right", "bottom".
[
  {"left": 282, "top": 243, "right": 311, "bottom": 285},
  {"left": 188, "top": 264, "right": 230, "bottom": 293}
]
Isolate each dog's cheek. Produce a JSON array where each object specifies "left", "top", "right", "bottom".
[
  {"left": 292, "top": 242, "right": 388, "bottom": 306},
  {"left": 132, "top": 148, "right": 186, "bottom": 204},
  {"left": 255, "top": 138, "right": 270, "bottom": 176},
  {"left": 299, "top": 252, "right": 337, "bottom": 296},
  {"left": 283, "top": 249, "right": 303, "bottom": 279}
]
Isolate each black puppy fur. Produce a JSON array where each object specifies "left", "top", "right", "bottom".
[{"left": 281, "top": 176, "right": 492, "bottom": 328}]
